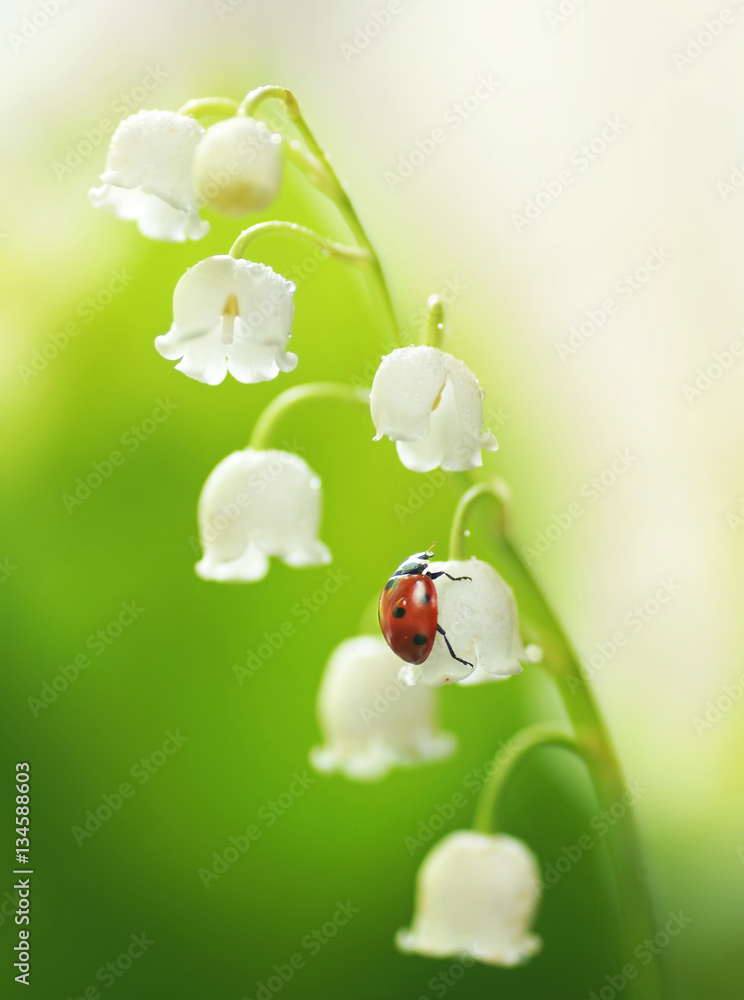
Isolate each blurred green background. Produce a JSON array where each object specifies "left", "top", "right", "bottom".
[{"left": 3, "top": 2, "right": 744, "bottom": 998}]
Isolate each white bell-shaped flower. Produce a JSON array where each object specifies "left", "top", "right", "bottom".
[
  {"left": 155, "top": 255, "right": 296, "bottom": 385},
  {"left": 89, "top": 109, "right": 208, "bottom": 241},
  {"left": 399, "top": 559, "right": 526, "bottom": 687},
  {"left": 310, "top": 636, "right": 455, "bottom": 781},
  {"left": 370, "top": 346, "right": 498, "bottom": 473},
  {"left": 195, "top": 448, "right": 330, "bottom": 582},
  {"left": 192, "top": 116, "right": 283, "bottom": 216},
  {"left": 397, "top": 830, "right": 542, "bottom": 966}
]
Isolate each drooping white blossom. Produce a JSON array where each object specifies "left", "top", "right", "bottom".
[
  {"left": 397, "top": 830, "right": 542, "bottom": 966},
  {"left": 310, "top": 636, "right": 455, "bottom": 781},
  {"left": 399, "top": 559, "right": 526, "bottom": 687},
  {"left": 192, "top": 116, "right": 283, "bottom": 216},
  {"left": 370, "top": 346, "right": 498, "bottom": 473},
  {"left": 89, "top": 110, "right": 208, "bottom": 241},
  {"left": 155, "top": 255, "right": 296, "bottom": 385},
  {"left": 195, "top": 448, "right": 330, "bottom": 582}
]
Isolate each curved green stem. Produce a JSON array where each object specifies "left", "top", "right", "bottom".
[
  {"left": 283, "top": 140, "right": 336, "bottom": 197},
  {"left": 239, "top": 85, "right": 400, "bottom": 346},
  {"left": 473, "top": 724, "right": 583, "bottom": 834},
  {"left": 229, "top": 222, "right": 371, "bottom": 268},
  {"left": 450, "top": 480, "right": 663, "bottom": 1000},
  {"left": 177, "top": 97, "right": 239, "bottom": 119},
  {"left": 424, "top": 295, "right": 445, "bottom": 348},
  {"left": 449, "top": 482, "right": 507, "bottom": 560},
  {"left": 249, "top": 382, "right": 370, "bottom": 451}
]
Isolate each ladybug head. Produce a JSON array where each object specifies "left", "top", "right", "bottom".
[{"left": 393, "top": 547, "right": 435, "bottom": 578}]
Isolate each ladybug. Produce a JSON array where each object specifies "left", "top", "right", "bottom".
[{"left": 378, "top": 548, "right": 473, "bottom": 667}]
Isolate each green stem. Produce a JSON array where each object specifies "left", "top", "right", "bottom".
[
  {"left": 473, "top": 724, "right": 583, "bottom": 834},
  {"left": 249, "top": 382, "right": 370, "bottom": 451},
  {"left": 449, "top": 482, "right": 508, "bottom": 561},
  {"left": 450, "top": 481, "right": 663, "bottom": 1000},
  {"left": 424, "top": 295, "right": 445, "bottom": 348},
  {"left": 177, "top": 97, "right": 239, "bottom": 119},
  {"left": 239, "top": 85, "right": 400, "bottom": 346},
  {"left": 283, "top": 140, "right": 336, "bottom": 197},
  {"left": 229, "top": 222, "right": 371, "bottom": 268}
]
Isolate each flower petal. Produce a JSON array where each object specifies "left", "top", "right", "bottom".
[
  {"left": 311, "top": 636, "right": 455, "bottom": 781},
  {"left": 370, "top": 346, "right": 498, "bottom": 472},
  {"left": 196, "top": 449, "right": 330, "bottom": 582},
  {"left": 192, "top": 116, "right": 283, "bottom": 216},
  {"left": 157, "top": 256, "right": 295, "bottom": 385},
  {"left": 89, "top": 185, "right": 208, "bottom": 242},
  {"left": 397, "top": 831, "right": 542, "bottom": 966},
  {"left": 409, "top": 559, "right": 525, "bottom": 686},
  {"left": 370, "top": 345, "right": 448, "bottom": 442},
  {"left": 100, "top": 109, "right": 206, "bottom": 212}
]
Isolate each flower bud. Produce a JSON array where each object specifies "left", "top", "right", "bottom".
[
  {"left": 311, "top": 636, "right": 455, "bottom": 781},
  {"left": 397, "top": 831, "right": 542, "bottom": 966},
  {"left": 370, "top": 346, "right": 498, "bottom": 473},
  {"left": 195, "top": 448, "right": 330, "bottom": 582},
  {"left": 192, "top": 116, "right": 282, "bottom": 216}
]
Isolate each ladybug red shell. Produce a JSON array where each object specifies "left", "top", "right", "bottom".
[
  {"left": 378, "top": 549, "right": 473, "bottom": 667},
  {"left": 379, "top": 572, "right": 438, "bottom": 665}
]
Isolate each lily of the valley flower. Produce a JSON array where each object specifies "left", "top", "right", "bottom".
[
  {"left": 396, "top": 831, "right": 542, "bottom": 966},
  {"left": 155, "top": 255, "right": 296, "bottom": 385},
  {"left": 192, "top": 116, "right": 283, "bottom": 216},
  {"left": 310, "top": 636, "right": 455, "bottom": 781},
  {"left": 89, "top": 110, "right": 208, "bottom": 241},
  {"left": 195, "top": 448, "right": 330, "bottom": 582},
  {"left": 370, "top": 346, "right": 498, "bottom": 473},
  {"left": 399, "top": 559, "right": 526, "bottom": 687}
]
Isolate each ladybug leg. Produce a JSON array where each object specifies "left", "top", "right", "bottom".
[
  {"left": 436, "top": 623, "right": 473, "bottom": 668},
  {"left": 427, "top": 572, "right": 472, "bottom": 582}
]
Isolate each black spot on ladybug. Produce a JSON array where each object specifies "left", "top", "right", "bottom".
[
  {"left": 413, "top": 633, "right": 428, "bottom": 645},
  {"left": 421, "top": 592, "right": 431, "bottom": 603},
  {"left": 384, "top": 580, "right": 395, "bottom": 591},
  {"left": 392, "top": 607, "right": 405, "bottom": 618}
]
